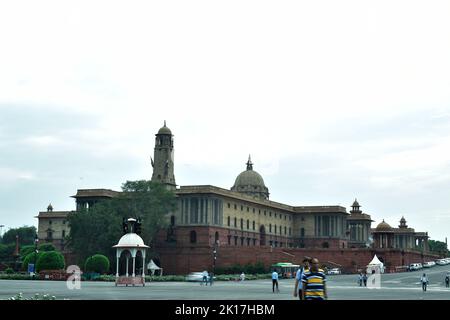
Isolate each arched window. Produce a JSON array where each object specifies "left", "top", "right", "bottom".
[
  {"left": 227, "top": 216, "right": 230, "bottom": 226},
  {"left": 322, "top": 242, "right": 329, "bottom": 248},
  {"left": 190, "top": 230, "right": 197, "bottom": 244}
]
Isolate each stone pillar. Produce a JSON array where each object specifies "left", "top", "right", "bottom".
[
  {"left": 116, "top": 256, "right": 119, "bottom": 277},
  {"left": 126, "top": 256, "right": 129, "bottom": 277},
  {"left": 142, "top": 251, "right": 146, "bottom": 277},
  {"left": 132, "top": 257, "right": 136, "bottom": 277}
]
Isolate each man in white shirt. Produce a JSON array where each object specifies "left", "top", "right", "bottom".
[{"left": 272, "top": 270, "right": 279, "bottom": 293}]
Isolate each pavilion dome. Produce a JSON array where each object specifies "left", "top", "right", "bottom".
[
  {"left": 375, "top": 220, "right": 393, "bottom": 232},
  {"left": 114, "top": 233, "right": 148, "bottom": 248}
]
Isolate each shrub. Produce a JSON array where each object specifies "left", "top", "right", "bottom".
[
  {"left": 84, "top": 254, "right": 110, "bottom": 274},
  {"left": 22, "top": 252, "right": 44, "bottom": 271},
  {"left": 5, "top": 267, "right": 14, "bottom": 274},
  {"left": 38, "top": 243, "right": 56, "bottom": 252},
  {"left": 36, "top": 251, "right": 65, "bottom": 272}
]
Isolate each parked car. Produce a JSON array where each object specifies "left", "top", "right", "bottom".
[
  {"left": 409, "top": 263, "right": 422, "bottom": 271},
  {"left": 327, "top": 268, "right": 341, "bottom": 275},
  {"left": 423, "top": 261, "right": 435, "bottom": 268},
  {"left": 436, "top": 259, "right": 448, "bottom": 266}
]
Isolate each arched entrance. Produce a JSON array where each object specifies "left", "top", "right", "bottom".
[{"left": 260, "top": 225, "right": 266, "bottom": 246}]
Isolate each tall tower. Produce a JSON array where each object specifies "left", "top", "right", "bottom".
[{"left": 151, "top": 121, "right": 176, "bottom": 190}]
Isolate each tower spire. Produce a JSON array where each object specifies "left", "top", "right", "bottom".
[{"left": 246, "top": 155, "right": 253, "bottom": 170}]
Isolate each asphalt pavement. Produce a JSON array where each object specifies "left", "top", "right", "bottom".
[{"left": 1, "top": 264, "right": 449, "bottom": 300}]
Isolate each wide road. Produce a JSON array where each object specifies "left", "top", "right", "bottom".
[{"left": 1, "top": 264, "right": 449, "bottom": 300}]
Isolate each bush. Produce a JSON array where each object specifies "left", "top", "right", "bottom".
[
  {"left": 22, "top": 252, "right": 44, "bottom": 271},
  {"left": 5, "top": 267, "right": 14, "bottom": 274},
  {"left": 36, "top": 251, "right": 65, "bottom": 272},
  {"left": 38, "top": 243, "right": 56, "bottom": 252},
  {"left": 84, "top": 254, "right": 110, "bottom": 274}
]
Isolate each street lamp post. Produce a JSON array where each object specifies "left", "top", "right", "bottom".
[
  {"left": 33, "top": 234, "right": 39, "bottom": 279},
  {"left": 213, "top": 244, "right": 217, "bottom": 276}
]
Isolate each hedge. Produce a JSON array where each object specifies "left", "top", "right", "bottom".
[{"left": 22, "top": 252, "right": 44, "bottom": 271}]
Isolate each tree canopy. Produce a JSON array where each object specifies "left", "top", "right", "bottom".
[
  {"left": 428, "top": 240, "right": 449, "bottom": 256},
  {"left": 1, "top": 226, "right": 36, "bottom": 246},
  {"left": 67, "top": 180, "right": 177, "bottom": 264}
]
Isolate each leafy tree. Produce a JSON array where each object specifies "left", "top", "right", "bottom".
[
  {"left": 36, "top": 251, "right": 65, "bottom": 272},
  {"left": 85, "top": 254, "right": 110, "bottom": 273},
  {"left": 1, "top": 226, "right": 36, "bottom": 245},
  {"left": 20, "top": 243, "right": 57, "bottom": 259},
  {"left": 120, "top": 180, "right": 177, "bottom": 246},
  {"left": 428, "top": 240, "right": 449, "bottom": 256},
  {"left": 0, "top": 243, "right": 16, "bottom": 264},
  {"left": 68, "top": 180, "right": 177, "bottom": 264},
  {"left": 22, "top": 252, "right": 44, "bottom": 270}
]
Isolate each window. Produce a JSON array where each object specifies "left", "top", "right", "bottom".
[
  {"left": 227, "top": 235, "right": 231, "bottom": 245},
  {"left": 190, "top": 230, "right": 197, "bottom": 243},
  {"left": 62, "top": 220, "right": 66, "bottom": 225},
  {"left": 264, "top": 210, "right": 266, "bottom": 216},
  {"left": 247, "top": 207, "right": 249, "bottom": 212},
  {"left": 246, "top": 238, "right": 250, "bottom": 246},
  {"left": 274, "top": 224, "right": 277, "bottom": 234},
  {"left": 62, "top": 230, "right": 66, "bottom": 238},
  {"left": 269, "top": 212, "right": 272, "bottom": 217},
  {"left": 240, "top": 218, "right": 243, "bottom": 230},
  {"left": 284, "top": 226, "right": 287, "bottom": 235},
  {"left": 234, "top": 204, "right": 237, "bottom": 210},
  {"left": 215, "top": 232, "right": 219, "bottom": 244},
  {"left": 234, "top": 217, "right": 237, "bottom": 227},
  {"left": 241, "top": 237, "right": 244, "bottom": 246},
  {"left": 275, "top": 213, "right": 277, "bottom": 218},
  {"left": 252, "top": 221, "right": 255, "bottom": 230},
  {"left": 289, "top": 227, "right": 292, "bottom": 236},
  {"left": 253, "top": 208, "right": 255, "bottom": 213},
  {"left": 246, "top": 219, "right": 249, "bottom": 229},
  {"left": 228, "top": 203, "right": 231, "bottom": 208},
  {"left": 301, "top": 228, "right": 305, "bottom": 237},
  {"left": 47, "top": 230, "right": 53, "bottom": 240},
  {"left": 234, "top": 236, "right": 238, "bottom": 246},
  {"left": 241, "top": 205, "right": 243, "bottom": 211},
  {"left": 259, "top": 209, "right": 261, "bottom": 214},
  {"left": 269, "top": 224, "right": 272, "bottom": 233},
  {"left": 170, "top": 215, "right": 175, "bottom": 226},
  {"left": 227, "top": 216, "right": 230, "bottom": 227},
  {"left": 49, "top": 220, "right": 52, "bottom": 225}
]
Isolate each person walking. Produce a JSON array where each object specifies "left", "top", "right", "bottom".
[
  {"left": 445, "top": 273, "right": 449, "bottom": 288},
  {"left": 301, "top": 258, "right": 327, "bottom": 300},
  {"left": 201, "top": 270, "right": 209, "bottom": 286},
  {"left": 272, "top": 270, "right": 280, "bottom": 293},
  {"left": 363, "top": 273, "right": 368, "bottom": 287},
  {"left": 293, "top": 258, "right": 310, "bottom": 300},
  {"left": 209, "top": 272, "right": 214, "bottom": 286},
  {"left": 240, "top": 272, "right": 245, "bottom": 282},
  {"left": 420, "top": 273, "right": 429, "bottom": 292},
  {"left": 358, "top": 272, "right": 363, "bottom": 287}
]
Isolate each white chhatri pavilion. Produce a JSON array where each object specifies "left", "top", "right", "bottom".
[{"left": 113, "top": 219, "right": 149, "bottom": 287}]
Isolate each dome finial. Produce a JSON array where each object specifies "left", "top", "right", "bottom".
[
  {"left": 164, "top": 120, "right": 166, "bottom": 127},
  {"left": 246, "top": 155, "right": 253, "bottom": 170}
]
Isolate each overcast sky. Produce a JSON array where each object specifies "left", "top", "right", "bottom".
[{"left": 1, "top": 1, "right": 449, "bottom": 242}]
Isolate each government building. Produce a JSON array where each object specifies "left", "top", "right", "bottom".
[{"left": 36, "top": 122, "right": 438, "bottom": 274}]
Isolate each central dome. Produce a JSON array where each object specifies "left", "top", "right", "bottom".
[{"left": 231, "top": 156, "right": 269, "bottom": 200}]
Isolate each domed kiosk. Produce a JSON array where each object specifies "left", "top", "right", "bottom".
[
  {"left": 113, "top": 218, "right": 149, "bottom": 286},
  {"left": 231, "top": 155, "right": 269, "bottom": 200}
]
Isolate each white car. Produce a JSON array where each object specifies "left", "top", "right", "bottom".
[
  {"left": 327, "top": 268, "right": 341, "bottom": 275},
  {"left": 436, "top": 259, "right": 448, "bottom": 266},
  {"left": 409, "top": 263, "right": 422, "bottom": 271},
  {"left": 423, "top": 261, "right": 435, "bottom": 268}
]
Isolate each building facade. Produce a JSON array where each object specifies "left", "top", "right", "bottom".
[{"left": 36, "top": 122, "right": 437, "bottom": 273}]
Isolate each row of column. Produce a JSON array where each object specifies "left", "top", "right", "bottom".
[
  {"left": 315, "top": 215, "right": 345, "bottom": 237},
  {"left": 181, "top": 197, "right": 223, "bottom": 226}
]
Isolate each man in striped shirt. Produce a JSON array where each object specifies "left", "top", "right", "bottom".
[{"left": 301, "top": 258, "right": 328, "bottom": 300}]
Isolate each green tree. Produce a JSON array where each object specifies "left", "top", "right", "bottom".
[
  {"left": 428, "top": 240, "right": 449, "bottom": 256},
  {"left": 85, "top": 254, "right": 110, "bottom": 273},
  {"left": 22, "top": 252, "right": 44, "bottom": 270},
  {"left": 36, "top": 251, "right": 65, "bottom": 272},
  {"left": 1, "top": 226, "right": 36, "bottom": 245},
  {"left": 120, "top": 180, "right": 177, "bottom": 246},
  {"left": 68, "top": 180, "right": 177, "bottom": 264}
]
